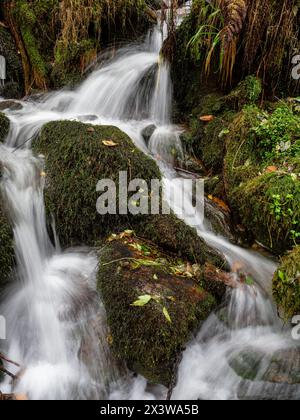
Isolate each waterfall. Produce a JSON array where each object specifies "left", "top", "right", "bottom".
[
  {"left": 0, "top": 55, "right": 6, "bottom": 88},
  {"left": 0, "top": 5, "right": 299, "bottom": 400}
]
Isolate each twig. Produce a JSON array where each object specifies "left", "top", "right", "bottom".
[
  {"left": 0, "top": 365, "right": 17, "bottom": 380},
  {"left": 0, "top": 352, "right": 20, "bottom": 367},
  {"left": 12, "top": 134, "right": 37, "bottom": 153}
]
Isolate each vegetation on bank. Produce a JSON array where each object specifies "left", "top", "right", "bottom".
[
  {"left": 170, "top": 1, "right": 300, "bottom": 320},
  {"left": 1, "top": 0, "right": 156, "bottom": 93}
]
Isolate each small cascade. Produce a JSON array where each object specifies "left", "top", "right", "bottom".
[{"left": 0, "top": 55, "right": 6, "bottom": 88}]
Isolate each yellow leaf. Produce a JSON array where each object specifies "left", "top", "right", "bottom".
[
  {"left": 102, "top": 140, "right": 118, "bottom": 147},
  {"left": 163, "top": 307, "right": 172, "bottom": 323}
]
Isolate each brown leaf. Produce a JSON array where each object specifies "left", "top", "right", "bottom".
[
  {"left": 208, "top": 195, "right": 230, "bottom": 212},
  {"left": 266, "top": 166, "right": 278, "bottom": 173},
  {"left": 200, "top": 115, "right": 214, "bottom": 122}
]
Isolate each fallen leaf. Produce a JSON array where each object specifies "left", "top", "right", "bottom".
[
  {"left": 266, "top": 166, "right": 278, "bottom": 173},
  {"left": 200, "top": 115, "right": 214, "bottom": 122},
  {"left": 207, "top": 195, "right": 230, "bottom": 212},
  {"left": 163, "top": 307, "right": 172, "bottom": 323},
  {"left": 102, "top": 140, "right": 118, "bottom": 147},
  {"left": 131, "top": 295, "right": 152, "bottom": 307}
]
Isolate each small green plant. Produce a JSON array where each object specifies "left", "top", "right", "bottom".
[
  {"left": 270, "top": 193, "right": 300, "bottom": 244},
  {"left": 254, "top": 105, "right": 300, "bottom": 162}
]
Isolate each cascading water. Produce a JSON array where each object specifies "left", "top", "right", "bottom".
[{"left": 0, "top": 6, "right": 300, "bottom": 400}]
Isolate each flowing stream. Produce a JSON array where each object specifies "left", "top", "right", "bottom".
[{"left": 0, "top": 8, "right": 300, "bottom": 400}]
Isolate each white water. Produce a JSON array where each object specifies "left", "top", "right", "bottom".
[{"left": 0, "top": 10, "right": 299, "bottom": 400}]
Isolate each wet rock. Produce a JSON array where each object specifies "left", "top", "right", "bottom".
[
  {"left": 141, "top": 124, "right": 156, "bottom": 146},
  {"left": 230, "top": 347, "right": 300, "bottom": 399},
  {"left": 34, "top": 120, "right": 226, "bottom": 269},
  {"left": 98, "top": 232, "right": 217, "bottom": 386},
  {"left": 0, "top": 100, "right": 23, "bottom": 112}
]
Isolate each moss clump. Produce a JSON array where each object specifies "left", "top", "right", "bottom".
[
  {"left": 34, "top": 120, "right": 225, "bottom": 268},
  {"left": 98, "top": 232, "right": 217, "bottom": 385},
  {"left": 180, "top": 93, "right": 233, "bottom": 173},
  {"left": 273, "top": 246, "right": 300, "bottom": 320},
  {"left": 11, "top": 0, "right": 153, "bottom": 91},
  {"left": 0, "top": 206, "right": 14, "bottom": 289},
  {"left": 224, "top": 104, "right": 300, "bottom": 253},
  {"left": 0, "top": 113, "right": 10, "bottom": 142},
  {"left": 225, "top": 76, "right": 262, "bottom": 111},
  {"left": 232, "top": 173, "right": 300, "bottom": 254},
  {"left": 224, "top": 106, "right": 261, "bottom": 193}
]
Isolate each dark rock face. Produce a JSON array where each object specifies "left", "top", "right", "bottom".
[
  {"left": 141, "top": 124, "right": 157, "bottom": 146},
  {"left": 0, "top": 27, "right": 24, "bottom": 99}
]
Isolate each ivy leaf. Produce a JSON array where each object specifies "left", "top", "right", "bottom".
[
  {"left": 131, "top": 295, "right": 152, "bottom": 307},
  {"left": 163, "top": 307, "right": 172, "bottom": 323}
]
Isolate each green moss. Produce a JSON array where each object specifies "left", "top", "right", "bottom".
[
  {"left": 254, "top": 103, "right": 300, "bottom": 162},
  {"left": 98, "top": 233, "right": 216, "bottom": 385},
  {"left": 225, "top": 76, "right": 262, "bottom": 111},
  {"left": 181, "top": 93, "right": 233, "bottom": 173},
  {"left": 224, "top": 106, "right": 261, "bottom": 193},
  {"left": 34, "top": 121, "right": 226, "bottom": 269},
  {"left": 273, "top": 246, "right": 300, "bottom": 320},
  {"left": 15, "top": 0, "right": 49, "bottom": 80},
  {"left": 0, "top": 113, "right": 10, "bottom": 142},
  {"left": 223, "top": 105, "right": 300, "bottom": 253}
]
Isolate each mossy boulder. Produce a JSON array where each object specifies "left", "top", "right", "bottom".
[
  {"left": 224, "top": 105, "right": 300, "bottom": 253},
  {"left": 230, "top": 347, "right": 300, "bottom": 399},
  {"left": 98, "top": 232, "right": 217, "bottom": 385},
  {"left": 0, "top": 27, "right": 24, "bottom": 99},
  {"left": 273, "top": 247, "right": 300, "bottom": 320},
  {"left": 0, "top": 112, "right": 10, "bottom": 142},
  {"left": 34, "top": 120, "right": 225, "bottom": 268}
]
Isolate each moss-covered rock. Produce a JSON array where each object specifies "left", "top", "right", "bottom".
[
  {"left": 98, "top": 232, "right": 217, "bottom": 385},
  {"left": 273, "top": 246, "right": 300, "bottom": 320},
  {"left": 230, "top": 347, "right": 300, "bottom": 387},
  {"left": 224, "top": 105, "right": 300, "bottom": 253},
  {"left": 180, "top": 93, "right": 233, "bottom": 174},
  {"left": 0, "top": 27, "right": 24, "bottom": 98},
  {"left": 34, "top": 120, "right": 225, "bottom": 268},
  {"left": 0, "top": 112, "right": 10, "bottom": 142}
]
